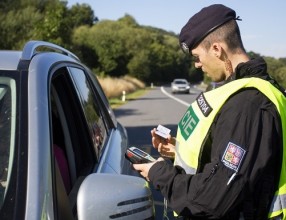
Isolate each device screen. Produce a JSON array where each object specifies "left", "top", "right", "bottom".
[{"left": 133, "top": 148, "right": 148, "bottom": 157}]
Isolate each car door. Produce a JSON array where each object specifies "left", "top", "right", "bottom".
[{"left": 50, "top": 65, "right": 110, "bottom": 219}]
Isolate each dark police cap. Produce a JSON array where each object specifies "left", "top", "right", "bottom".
[{"left": 179, "top": 4, "right": 238, "bottom": 53}]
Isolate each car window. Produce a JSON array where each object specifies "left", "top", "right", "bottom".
[
  {"left": 174, "top": 80, "right": 187, "bottom": 84},
  {"left": 68, "top": 67, "right": 107, "bottom": 158},
  {"left": 50, "top": 67, "right": 95, "bottom": 217},
  {"left": 50, "top": 66, "right": 111, "bottom": 218},
  {"left": 0, "top": 77, "right": 16, "bottom": 209}
]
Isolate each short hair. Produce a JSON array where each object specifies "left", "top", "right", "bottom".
[{"left": 200, "top": 20, "right": 246, "bottom": 54}]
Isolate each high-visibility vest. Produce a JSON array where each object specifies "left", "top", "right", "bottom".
[{"left": 174, "top": 77, "right": 286, "bottom": 219}]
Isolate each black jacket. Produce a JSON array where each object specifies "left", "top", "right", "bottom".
[{"left": 149, "top": 58, "right": 285, "bottom": 219}]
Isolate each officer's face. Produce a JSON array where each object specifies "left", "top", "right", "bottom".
[{"left": 191, "top": 43, "right": 226, "bottom": 82}]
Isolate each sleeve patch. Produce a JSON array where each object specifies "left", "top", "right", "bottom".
[{"left": 221, "top": 142, "right": 246, "bottom": 172}]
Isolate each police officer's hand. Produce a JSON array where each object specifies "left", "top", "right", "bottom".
[
  {"left": 151, "top": 128, "right": 176, "bottom": 158},
  {"left": 133, "top": 157, "right": 164, "bottom": 181}
]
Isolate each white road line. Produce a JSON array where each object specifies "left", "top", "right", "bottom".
[{"left": 160, "top": 86, "right": 190, "bottom": 107}]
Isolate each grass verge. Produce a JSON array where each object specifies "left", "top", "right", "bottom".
[{"left": 110, "top": 88, "right": 150, "bottom": 109}]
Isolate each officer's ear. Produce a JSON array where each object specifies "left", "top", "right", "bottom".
[{"left": 211, "top": 42, "right": 223, "bottom": 59}]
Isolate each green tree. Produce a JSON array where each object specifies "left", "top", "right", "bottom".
[
  {"left": 274, "top": 67, "right": 286, "bottom": 88},
  {"left": 0, "top": 0, "right": 70, "bottom": 49},
  {"left": 73, "top": 19, "right": 135, "bottom": 76},
  {"left": 118, "top": 14, "right": 138, "bottom": 27},
  {"left": 32, "top": 1, "right": 70, "bottom": 46},
  {"left": 278, "top": 58, "right": 286, "bottom": 66},
  {"left": 71, "top": 25, "right": 99, "bottom": 70},
  {"left": 264, "top": 57, "right": 284, "bottom": 74},
  {"left": 68, "top": 3, "right": 95, "bottom": 28},
  {"left": 247, "top": 51, "right": 261, "bottom": 59},
  {"left": 127, "top": 50, "right": 151, "bottom": 81},
  {"left": 0, "top": 7, "right": 42, "bottom": 49},
  {"left": 72, "top": 14, "right": 196, "bottom": 82},
  {"left": 1, "top": 0, "right": 284, "bottom": 86},
  {"left": 0, "top": 0, "right": 19, "bottom": 10}
]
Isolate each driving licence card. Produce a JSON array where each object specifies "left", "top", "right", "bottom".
[{"left": 155, "top": 124, "right": 171, "bottom": 139}]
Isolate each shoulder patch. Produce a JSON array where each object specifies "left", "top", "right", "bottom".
[
  {"left": 196, "top": 92, "right": 212, "bottom": 117},
  {"left": 221, "top": 142, "right": 246, "bottom": 172}
]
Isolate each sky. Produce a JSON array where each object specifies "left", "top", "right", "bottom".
[{"left": 67, "top": 0, "right": 286, "bottom": 58}]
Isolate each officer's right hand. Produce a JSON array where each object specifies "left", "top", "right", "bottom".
[{"left": 151, "top": 128, "right": 175, "bottom": 158}]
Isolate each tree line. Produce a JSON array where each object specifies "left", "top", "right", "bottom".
[{"left": 1, "top": 0, "right": 285, "bottom": 87}]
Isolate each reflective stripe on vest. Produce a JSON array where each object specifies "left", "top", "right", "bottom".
[
  {"left": 270, "top": 194, "right": 286, "bottom": 217},
  {"left": 174, "top": 77, "right": 286, "bottom": 219}
]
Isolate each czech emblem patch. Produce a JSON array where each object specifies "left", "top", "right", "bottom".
[{"left": 221, "top": 142, "right": 246, "bottom": 172}]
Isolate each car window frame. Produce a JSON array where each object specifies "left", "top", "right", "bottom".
[
  {"left": 0, "top": 70, "right": 27, "bottom": 220},
  {"left": 49, "top": 64, "right": 99, "bottom": 218}
]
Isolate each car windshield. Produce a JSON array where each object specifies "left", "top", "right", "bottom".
[
  {"left": 0, "top": 76, "right": 16, "bottom": 209},
  {"left": 174, "top": 80, "right": 187, "bottom": 84}
]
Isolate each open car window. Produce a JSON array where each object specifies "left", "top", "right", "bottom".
[{"left": 50, "top": 66, "right": 110, "bottom": 218}]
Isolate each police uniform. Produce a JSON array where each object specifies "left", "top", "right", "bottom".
[
  {"left": 149, "top": 57, "right": 285, "bottom": 219},
  {"left": 148, "top": 4, "right": 286, "bottom": 220}
]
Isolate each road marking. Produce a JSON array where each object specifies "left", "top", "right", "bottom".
[{"left": 161, "top": 86, "right": 190, "bottom": 107}]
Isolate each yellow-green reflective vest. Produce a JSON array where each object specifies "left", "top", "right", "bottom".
[{"left": 174, "top": 77, "right": 286, "bottom": 219}]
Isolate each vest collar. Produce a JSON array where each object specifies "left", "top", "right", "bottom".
[{"left": 226, "top": 57, "right": 268, "bottom": 82}]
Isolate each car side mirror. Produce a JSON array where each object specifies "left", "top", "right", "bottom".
[{"left": 77, "top": 173, "right": 154, "bottom": 220}]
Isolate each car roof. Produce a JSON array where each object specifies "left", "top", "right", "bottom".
[
  {"left": 0, "top": 41, "right": 80, "bottom": 71},
  {"left": 0, "top": 51, "right": 22, "bottom": 70}
]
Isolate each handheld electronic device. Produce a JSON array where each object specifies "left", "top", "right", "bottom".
[
  {"left": 155, "top": 124, "right": 171, "bottom": 139},
  {"left": 125, "top": 146, "right": 156, "bottom": 164}
]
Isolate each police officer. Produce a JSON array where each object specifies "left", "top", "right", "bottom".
[{"left": 133, "top": 4, "right": 286, "bottom": 220}]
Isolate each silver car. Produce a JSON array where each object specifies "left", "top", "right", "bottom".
[
  {"left": 0, "top": 41, "right": 154, "bottom": 219},
  {"left": 171, "top": 78, "right": 190, "bottom": 94}
]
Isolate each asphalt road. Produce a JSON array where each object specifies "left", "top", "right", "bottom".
[{"left": 113, "top": 84, "right": 203, "bottom": 219}]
